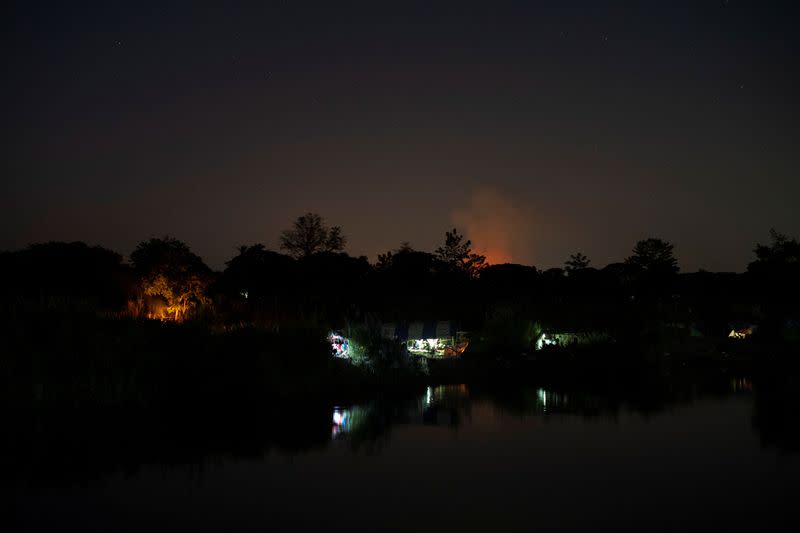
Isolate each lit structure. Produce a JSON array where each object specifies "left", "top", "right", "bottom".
[
  {"left": 388, "top": 321, "right": 469, "bottom": 357},
  {"left": 535, "top": 330, "right": 611, "bottom": 350},
  {"left": 328, "top": 321, "right": 469, "bottom": 360},
  {"left": 728, "top": 325, "right": 757, "bottom": 340},
  {"left": 327, "top": 331, "right": 350, "bottom": 358}
]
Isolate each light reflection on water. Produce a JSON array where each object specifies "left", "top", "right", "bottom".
[
  {"left": 10, "top": 373, "right": 800, "bottom": 532},
  {"left": 331, "top": 407, "right": 349, "bottom": 438},
  {"left": 329, "top": 375, "right": 765, "bottom": 448},
  {"left": 328, "top": 379, "right": 722, "bottom": 442},
  {"left": 731, "top": 376, "right": 753, "bottom": 392}
]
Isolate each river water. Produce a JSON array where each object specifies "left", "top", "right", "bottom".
[{"left": 8, "top": 374, "right": 800, "bottom": 532}]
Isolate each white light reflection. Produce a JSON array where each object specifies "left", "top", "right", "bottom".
[{"left": 331, "top": 407, "right": 349, "bottom": 438}]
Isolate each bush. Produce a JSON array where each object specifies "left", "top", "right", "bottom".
[
  {"left": 469, "top": 306, "right": 541, "bottom": 357},
  {"left": 344, "top": 315, "right": 407, "bottom": 371}
]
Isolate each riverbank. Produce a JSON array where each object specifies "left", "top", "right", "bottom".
[{"left": 2, "top": 313, "right": 798, "bottom": 411}]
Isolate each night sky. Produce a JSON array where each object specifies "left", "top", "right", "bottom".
[{"left": 3, "top": 1, "right": 798, "bottom": 272}]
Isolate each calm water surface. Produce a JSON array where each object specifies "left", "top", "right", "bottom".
[{"left": 9, "top": 376, "right": 800, "bottom": 532}]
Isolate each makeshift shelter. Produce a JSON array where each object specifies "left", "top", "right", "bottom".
[
  {"left": 328, "top": 320, "right": 469, "bottom": 360},
  {"left": 383, "top": 321, "right": 469, "bottom": 357},
  {"left": 728, "top": 323, "right": 758, "bottom": 340}
]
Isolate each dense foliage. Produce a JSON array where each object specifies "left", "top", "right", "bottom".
[{"left": 1, "top": 223, "right": 798, "bottom": 411}]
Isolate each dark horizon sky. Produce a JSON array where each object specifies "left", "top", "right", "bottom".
[{"left": 2, "top": 1, "right": 798, "bottom": 272}]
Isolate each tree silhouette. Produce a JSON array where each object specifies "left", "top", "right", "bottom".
[
  {"left": 565, "top": 252, "right": 591, "bottom": 273},
  {"left": 221, "top": 244, "right": 295, "bottom": 301},
  {"left": 748, "top": 229, "right": 800, "bottom": 319},
  {"left": 279, "top": 213, "right": 346, "bottom": 259},
  {"left": 131, "top": 236, "right": 211, "bottom": 321},
  {"left": 0, "top": 241, "right": 126, "bottom": 312},
  {"left": 435, "top": 228, "right": 486, "bottom": 279},
  {"left": 625, "top": 238, "right": 678, "bottom": 275},
  {"left": 376, "top": 241, "right": 414, "bottom": 270},
  {"left": 749, "top": 229, "right": 800, "bottom": 271}
]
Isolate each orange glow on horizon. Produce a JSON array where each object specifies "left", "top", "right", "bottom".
[
  {"left": 452, "top": 187, "right": 535, "bottom": 266},
  {"left": 475, "top": 247, "right": 512, "bottom": 266}
]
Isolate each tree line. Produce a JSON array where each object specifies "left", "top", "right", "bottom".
[{"left": 0, "top": 213, "right": 798, "bottom": 341}]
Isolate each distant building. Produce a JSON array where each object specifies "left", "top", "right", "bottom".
[
  {"left": 384, "top": 321, "right": 469, "bottom": 357},
  {"left": 328, "top": 320, "right": 469, "bottom": 360}
]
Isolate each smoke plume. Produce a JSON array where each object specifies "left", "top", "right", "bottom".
[{"left": 451, "top": 188, "right": 535, "bottom": 265}]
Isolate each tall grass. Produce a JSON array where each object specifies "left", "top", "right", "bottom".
[
  {"left": 469, "top": 306, "right": 541, "bottom": 357},
  {"left": 0, "top": 312, "right": 337, "bottom": 408}
]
